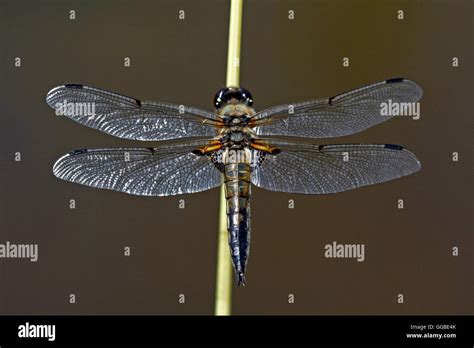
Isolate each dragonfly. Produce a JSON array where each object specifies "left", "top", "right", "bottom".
[{"left": 46, "top": 78, "right": 422, "bottom": 286}]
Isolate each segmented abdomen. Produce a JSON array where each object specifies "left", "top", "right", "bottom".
[{"left": 224, "top": 162, "right": 251, "bottom": 286}]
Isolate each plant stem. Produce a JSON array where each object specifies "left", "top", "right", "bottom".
[
  {"left": 214, "top": 0, "right": 243, "bottom": 316},
  {"left": 226, "top": 0, "right": 243, "bottom": 87}
]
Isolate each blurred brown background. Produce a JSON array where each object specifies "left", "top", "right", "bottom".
[{"left": 0, "top": 0, "right": 472, "bottom": 315}]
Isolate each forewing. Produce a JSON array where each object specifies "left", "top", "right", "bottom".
[
  {"left": 46, "top": 84, "right": 221, "bottom": 141},
  {"left": 253, "top": 78, "right": 422, "bottom": 138},
  {"left": 251, "top": 140, "right": 421, "bottom": 194},
  {"left": 53, "top": 140, "right": 223, "bottom": 196}
]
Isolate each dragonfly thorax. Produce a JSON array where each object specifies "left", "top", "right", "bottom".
[
  {"left": 222, "top": 114, "right": 250, "bottom": 127},
  {"left": 218, "top": 107, "right": 255, "bottom": 149},
  {"left": 229, "top": 131, "right": 245, "bottom": 142},
  {"left": 221, "top": 130, "right": 252, "bottom": 148}
]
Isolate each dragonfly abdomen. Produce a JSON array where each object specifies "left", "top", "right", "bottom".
[{"left": 223, "top": 161, "right": 251, "bottom": 286}]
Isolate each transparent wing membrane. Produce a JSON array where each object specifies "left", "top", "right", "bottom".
[
  {"left": 46, "top": 84, "right": 221, "bottom": 141},
  {"left": 48, "top": 79, "right": 422, "bottom": 197},
  {"left": 53, "top": 141, "right": 223, "bottom": 196},
  {"left": 251, "top": 140, "right": 421, "bottom": 194},
  {"left": 253, "top": 78, "right": 422, "bottom": 139}
]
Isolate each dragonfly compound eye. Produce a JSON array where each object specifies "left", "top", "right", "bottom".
[{"left": 214, "top": 87, "right": 253, "bottom": 110}]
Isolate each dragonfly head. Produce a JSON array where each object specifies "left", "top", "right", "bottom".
[{"left": 214, "top": 87, "right": 253, "bottom": 110}]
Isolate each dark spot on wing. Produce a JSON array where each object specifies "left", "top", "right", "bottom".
[
  {"left": 386, "top": 78, "right": 404, "bottom": 84},
  {"left": 146, "top": 147, "right": 155, "bottom": 153},
  {"left": 318, "top": 145, "right": 325, "bottom": 151},
  {"left": 270, "top": 148, "right": 281, "bottom": 155},
  {"left": 385, "top": 144, "right": 404, "bottom": 150},
  {"left": 69, "top": 149, "right": 88, "bottom": 155},
  {"left": 328, "top": 96, "right": 334, "bottom": 105},
  {"left": 135, "top": 98, "right": 142, "bottom": 107},
  {"left": 64, "top": 84, "right": 83, "bottom": 89},
  {"left": 192, "top": 149, "right": 204, "bottom": 156}
]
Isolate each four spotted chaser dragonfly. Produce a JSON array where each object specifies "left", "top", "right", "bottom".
[{"left": 47, "top": 78, "right": 422, "bottom": 285}]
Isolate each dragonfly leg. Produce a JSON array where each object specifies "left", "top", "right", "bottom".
[
  {"left": 250, "top": 140, "right": 281, "bottom": 154},
  {"left": 192, "top": 140, "right": 223, "bottom": 155}
]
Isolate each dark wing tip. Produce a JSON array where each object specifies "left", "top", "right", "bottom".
[
  {"left": 46, "top": 84, "right": 84, "bottom": 107},
  {"left": 384, "top": 144, "right": 404, "bottom": 150},
  {"left": 397, "top": 146, "right": 422, "bottom": 173},
  {"left": 384, "top": 143, "right": 421, "bottom": 171},
  {"left": 52, "top": 148, "right": 89, "bottom": 178},
  {"left": 386, "top": 77, "right": 423, "bottom": 102},
  {"left": 69, "top": 148, "right": 88, "bottom": 155},
  {"left": 386, "top": 77, "right": 405, "bottom": 84},
  {"left": 64, "top": 83, "right": 84, "bottom": 89}
]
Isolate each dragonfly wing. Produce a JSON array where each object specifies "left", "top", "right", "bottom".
[
  {"left": 253, "top": 78, "right": 422, "bottom": 138},
  {"left": 251, "top": 140, "right": 421, "bottom": 194},
  {"left": 53, "top": 140, "right": 223, "bottom": 196},
  {"left": 46, "top": 84, "right": 221, "bottom": 141}
]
